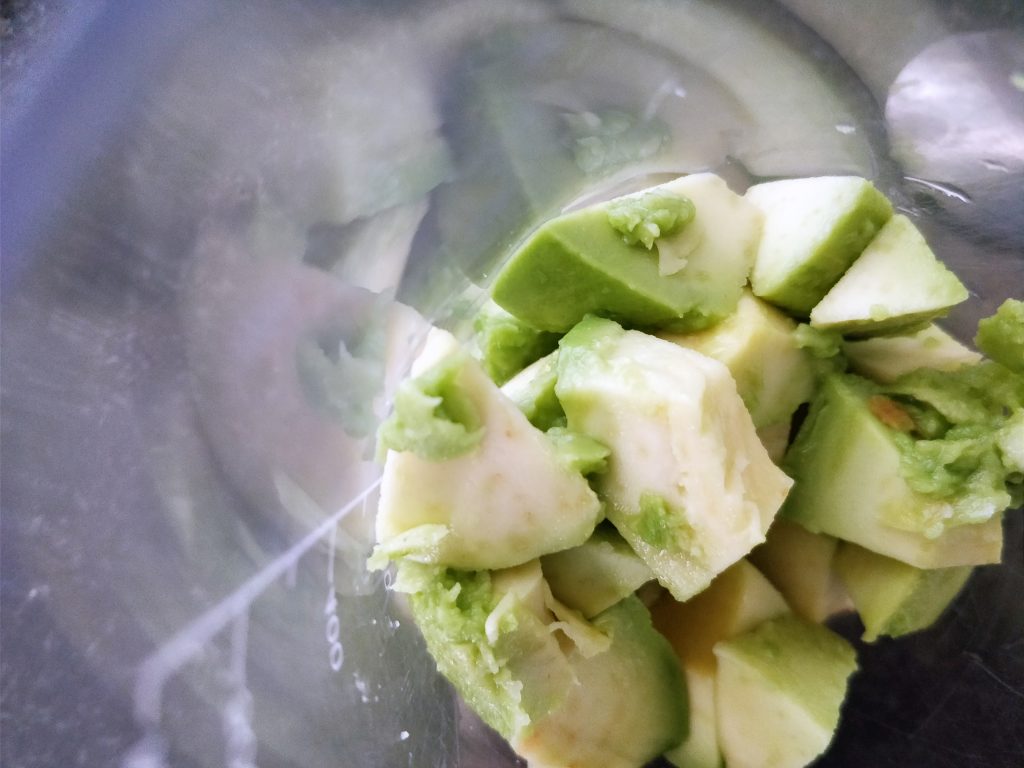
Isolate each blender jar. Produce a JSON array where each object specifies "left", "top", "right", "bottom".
[{"left": 2, "top": 1, "right": 1022, "bottom": 766}]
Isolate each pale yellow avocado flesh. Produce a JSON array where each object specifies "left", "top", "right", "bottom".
[
  {"left": 747, "top": 176, "right": 893, "bottom": 315},
  {"left": 843, "top": 323, "right": 982, "bottom": 383},
  {"left": 834, "top": 542, "right": 973, "bottom": 642},
  {"left": 748, "top": 519, "right": 853, "bottom": 623},
  {"left": 557, "top": 317, "right": 794, "bottom": 602},
  {"left": 809, "top": 215, "right": 969, "bottom": 335},
  {"left": 660, "top": 291, "right": 815, "bottom": 429},
  {"left": 376, "top": 330, "right": 602, "bottom": 570},
  {"left": 713, "top": 615, "right": 858, "bottom": 768},
  {"left": 652, "top": 561, "right": 789, "bottom": 768}
]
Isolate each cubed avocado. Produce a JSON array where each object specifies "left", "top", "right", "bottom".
[
  {"left": 542, "top": 524, "right": 654, "bottom": 618},
  {"left": 651, "top": 560, "right": 789, "bottom": 768},
  {"left": 748, "top": 519, "right": 852, "bottom": 623},
  {"left": 500, "top": 350, "right": 565, "bottom": 431},
  {"left": 834, "top": 542, "right": 973, "bottom": 642},
  {"left": 511, "top": 595, "right": 688, "bottom": 768},
  {"left": 844, "top": 323, "right": 981, "bottom": 384},
  {"left": 491, "top": 173, "right": 761, "bottom": 333},
  {"left": 780, "top": 374, "right": 1004, "bottom": 568},
  {"left": 810, "top": 215, "right": 969, "bottom": 335},
  {"left": 747, "top": 176, "right": 893, "bottom": 315},
  {"left": 975, "top": 298, "right": 1024, "bottom": 376},
  {"left": 471, "top": 300, "right": 560, "bottom": 385},
  {"left": 373, "top": 329, "right": 602, "bottom": 571},
  {"left": 713, "top": 615, "right": 858, "bottom": 768},
  {"left": 397, "top": 561, "right": 574, "bottom": 740},
  {"left": 661, "top": 290, "right": 816, "bottom": 428},
  {"left": 556, "top": 316, "right": 794, "bottom": 601},
  {"left": 403, "top": 558, "right": 688, "bottom": 768}
]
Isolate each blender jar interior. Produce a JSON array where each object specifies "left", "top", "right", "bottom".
[{"left": 2, "top": 1, "right": 1022, "bottom": 766}]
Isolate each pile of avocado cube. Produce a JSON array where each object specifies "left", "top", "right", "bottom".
[{"left": 370, "top": 173, "right": 1024, "bottom": 768}]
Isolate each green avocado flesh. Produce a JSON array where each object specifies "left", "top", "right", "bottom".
[
  {"left": 809, "top": 215, "right": 969, "bottom": 335},
  {"left": 500, "top": 351, "right": 565, "bottom": 431},
  {"left": 748, "top": 176, "right": 893, "bottom": 315},
  {"left": 834, "top": 542, "right": 972, "bottom": 642},
  {"left": 398, "top": 561, "right": 686, "bottom": 768},
  {"left": 542, "top": 524, "right": 653, "bottom": 618},
  {"left": 511, "top": 596, "right": 688, "bottom": 768},
  {"left": 781, "top": 374, "right": 1004, "bottom": 567},
  {"left": 713, "top": 615, "right": 857, "bottom": 768},
  {"left": 491, "top": 173, "right": 761, "bottom": 333},
  {"left": 976, "top": 298, "right": 1024, "bottom": 375},
  {"left": 472, "top": 301, "right": 560, "bottom": 385}
]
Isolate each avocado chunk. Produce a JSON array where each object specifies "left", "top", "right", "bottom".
[
  {"left": 373, "top": 329, "right": 602, "bottom": 571},
  {"left": 556, "top": 316, "right": 794, "bottom": 601},
  {"left": 652, "top": 560, "right": 789, "bottom": 768},
  {"left": 500, "top": 350, "right": 565, "bottom": 431},
  {"left": 471, "top": 300, "right": 560, "bottom": 385},
  {"left": 748, "top": 519, "right": 852, "bottom": 623},
  {"left": 780, "top": 374, "right": 1004, "bottom": 568},
  {"left": 661, "top": 290, "right": 816, "bottom": 428},
  {"left": 511, "top": 595, "right": 688, "bottom": 768},
  {"left": 399, "top": 559, "right": 689, "bottom": 768},
  {"left": 834, "top": 542, "right": 973, "bottom": 642},
  {"left": 881, "top": 361, "right": 1023, "bottom": 518},
  {"left": 844, "top": 323, "right": 981, "bottom": 383},
  {"left": 713, "top": 615, "right": 858, "bottom": 768},
  {"left": 747, "top": 176, "right": 893, "bottom": 315},
  {"left": 809, "top": 215, "right": 969, "bottom": 335},
  {"left": 396, "top": 560, "right": 603, "bottom": 741},
  {"left": 975, "top": 298, "right": 1024, "bottom": 376},
  {"left": 491, "top": 173, "right": 762, "bottom": 333},
  {"left": 542, "top": 524, "right": 654, "bottom": 618}
]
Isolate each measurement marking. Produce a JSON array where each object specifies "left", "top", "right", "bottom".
[
  {"left": 130, "top": 478, "right": 382, "bottom": 729},
  {"left": 324, "top": 518, "right": 345, "bottom": 672}
]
